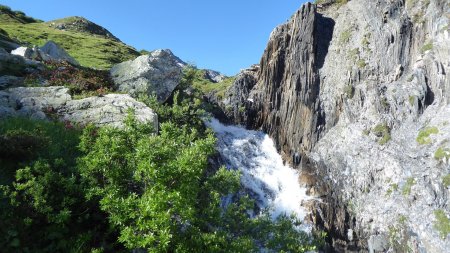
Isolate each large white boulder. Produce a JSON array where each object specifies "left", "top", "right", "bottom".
[
  {"left": 40, "top": 41, "right": 79, "bottom": 65},
  {"left": 11, "top": 41, "right": 79, "bottom": 66},
  {"left": 110, "top": 49, "right": 185, "bottom": 102},
  {"left": 0, "top": 86, "right": 157, "bottom": 129}
]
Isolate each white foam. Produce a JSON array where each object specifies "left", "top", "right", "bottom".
[{"left": 206, "top": 118, "right": 311, "bottom": 221}]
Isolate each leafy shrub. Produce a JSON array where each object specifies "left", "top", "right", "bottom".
[
  {"left": 0, "top": 118, "right": 121, "bottom": 252},
  {"left": 416, "top": 126, "right": 439, "bottom": 145},
  {"left": 79, "top": 115, "right": 322, "bottom": 252}
]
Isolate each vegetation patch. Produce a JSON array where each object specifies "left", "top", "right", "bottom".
[
  {"left": 386, "top": 183, "right": 399, "bottom": 197},
  {"left": 408, "top": 95, "right": 415, "bottom": 106},
  {"left": 357, "top": 59, "right": 367, "bottom": 68},
  {"left": 373, "top": 122, "right": 391, "bottom": 145},
  {"left": 416, "top": 126, "right": 439, "bottom": 145},
  {"left": 361, "top": 33, "right": 371, "bottom": 49},
  {"left": 339, "top": 28, "right": 353, "bottom": 44},
  {"left": 344, "top": 84, "right": 355, "bottom": 98},
  {"left": 1, "top": 20, "right": 139, "bottom": 69},
  {"left": 434, "top": 209, "right": 450, "bottom": 239},
  {"left": 0, "top": 4, "right": 42, "bottom": 24},
  {"left": 314, "top": 0, "right": 348, "bottom": 7},
  {"left": 420, "top": 43, "right": 433, "bottom": 53},
  {"left": 401, "top": 177, "right": 416, "bottom": 196},
  {"left": 434, "top": 146, "right": 450, "bottom": 161},
  {"left": 443, "top": 174, "right": 450, "bottom": 188},
  {"left": 24, "top": 61, "right": 114, "bottom": 98},
  {"left": 184, "top": 66, "right": 235, "bottom": 101}
]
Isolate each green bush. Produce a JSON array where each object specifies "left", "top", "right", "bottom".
[
  {"left": 0, "top": 118, "right": 120, "bottom": 252},
  {"left": 78, "top": 115, "right": 322, "bottom": 252}
]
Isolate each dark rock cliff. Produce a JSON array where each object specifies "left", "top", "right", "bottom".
[
  {"left": 220, "top": 0, "right": 449, "bottom": 251},
  {"left": 223, "top": 3, "right": 331, "bottom": 161}
]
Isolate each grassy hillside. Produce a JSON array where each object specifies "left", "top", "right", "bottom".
[{"left": 0, "top": 5, "right": 139, "bottom": 69}]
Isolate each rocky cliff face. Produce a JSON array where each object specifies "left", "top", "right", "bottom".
[{"left": 221, "top": 0, "right": 449, "bottom": 251}]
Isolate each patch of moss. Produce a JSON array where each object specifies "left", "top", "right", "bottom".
[
  {"left": 344, "top": 84, "right": 354, "bottom": 99},
  {"left": 416, "top": 126, "right": 439, "bottom": 145},
  {"left": 339, "top": 28, "right": 352, "bottom": 45},
  {"left": 443, "top": 174, "right": 450, "bottom": 188},
  {"left": 420, "top": 43, "right": 433, "bottom": 53},
  {"left": 386, "top": 183, "right": 399, "bottom": 197},
  {"left": 434, "top": 146, "right": 450, "bottom": 161},
  {"left": 401, "top": 177, "right": 416, "bottom": 196},
  {"left": 408, "top": 96, "right": 415, "bottom": 106},
  {"left": 357, "top": 59, "right": 367, "bottom": 68},
  {"left": 434, "top": 209, "right": 450, "bottom": 239},
  {"left": 373, "top": 123, "right": 391, "bottom": 145},
  {"left": 361, "top": 32, "right": 372, "bottom": 52},
  {"left": 362, "top": 129, "right": 370, "bottom": 136},
  {"left": 381, "top": 97, "right": 390, "bottom": 109},
  {"left": 349, "top": 48, "right": 360, "bottom": 60}
]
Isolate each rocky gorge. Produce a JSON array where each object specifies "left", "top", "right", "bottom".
[
  {"left": 0, "top": 0, "right": 449, "bottom": 252},
  {"left": 219, "top": 0, "right": 450, "bottom": 252}
]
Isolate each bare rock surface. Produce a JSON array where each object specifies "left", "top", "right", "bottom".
[
  {"left": 0, "top": 86, "right": 157, "bottom": 129},
  {"left": 110, "top": 49, "right": 185, "bottom": 102},
  {"left": 11, "top": 41, "right": 79, "bottom": 66}
]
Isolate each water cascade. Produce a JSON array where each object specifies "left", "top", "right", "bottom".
[{"left": 206, "top": 118, "right": 312, "bottom": 223}]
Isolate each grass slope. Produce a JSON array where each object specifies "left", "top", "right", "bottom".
[{"left": 0, "top": 5, "right": 139, "bottom": 69}]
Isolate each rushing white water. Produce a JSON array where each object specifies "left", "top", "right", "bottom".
[{"left": 206, "top": 118, "right": 311, "bottom": 222}]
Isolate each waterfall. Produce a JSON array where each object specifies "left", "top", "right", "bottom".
[{"left": 206, "top": 118, "right": 311, "bottom": 223}]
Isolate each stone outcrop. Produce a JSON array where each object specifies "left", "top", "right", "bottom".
[
  {"left": 0, "top": 86, "right": 157, "bottom": 129},
  {"left": 11, "top": 41, "right": 79, "bottom": 66},
  {"left": 110, "top": 49, "right": 185, "bottom": 102},
  {"left": 47, "top": 16, "right": 121, "bottom": 42},
  {"left": 204, "top": 69, "right": 226, "bottom": 83},
  {"left": 221, "top": 64, "right": 259, "bottom": 125},
  {"left": 0, "top": 47, "right": 43, "bottom": 76},
  {"left": 221, "top": 0, "right": 449, "bottom": 251}
]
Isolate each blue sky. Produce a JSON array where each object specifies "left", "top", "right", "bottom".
[{"left": 2, "top": 0, "right": 307, "bottom": 75}]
